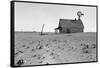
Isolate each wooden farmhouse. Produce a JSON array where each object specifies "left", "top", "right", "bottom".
[{"left": 55, "top": 11, "right": 84, "bottom": 33}]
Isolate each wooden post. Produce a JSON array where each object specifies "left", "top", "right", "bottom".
[{"left": 41, "top": 24, "right": 44, "bottom": 35}]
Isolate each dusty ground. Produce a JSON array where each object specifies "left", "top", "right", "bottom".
[{"left": 14, "top": 32, "right": 97, "bottom": 66}]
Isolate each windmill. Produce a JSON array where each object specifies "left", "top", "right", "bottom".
[{"left": 77, "top": 11, "right": 84, "bottom": 20}]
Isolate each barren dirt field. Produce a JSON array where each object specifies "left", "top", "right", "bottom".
[{"left": 14, "top": 32, "right": 97, "bottom": 66}]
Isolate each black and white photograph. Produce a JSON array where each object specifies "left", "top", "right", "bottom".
[{"left": 11, "top": 1, "right": 98, "bottom": 67}]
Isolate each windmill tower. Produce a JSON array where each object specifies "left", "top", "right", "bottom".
[{"left": 77, "top": 11, "right": 84, "bottom": 20}]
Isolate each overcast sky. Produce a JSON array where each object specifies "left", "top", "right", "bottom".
[{"left": 15, "top": 2, "right": 97, "bottom": 32}]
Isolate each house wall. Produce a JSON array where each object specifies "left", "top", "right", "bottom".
[
  {"left": 58, "top": 19, "right": 84, "bottom": 33},
  {"left": 59, "top": 27, "right": 83, "bottom": 33},
  {"left": 70, "top": 28, "right": 84, "bottom": 33}
]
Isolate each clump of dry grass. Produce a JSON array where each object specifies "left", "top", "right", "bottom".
[{"left": 80, "top": 43, "right": 96, "bottom": 54}]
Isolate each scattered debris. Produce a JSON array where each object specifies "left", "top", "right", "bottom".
[
  {"left": 38, "top": 61, "right": 43, "bottom": 63},
  {"left": 50, "top": 52, "right": 55, "bottom": 55},
  {"left": 16, "top": 59, "right": 24, "bottom": 66},
  {"left": 53, "top": 39, "right": 57, "bottom": 42},
  {"left": 45, "top": 44, "right": 49, "bottom": 47},
  {"left": 83, "top": 50, "right": 89, "bottom": 53},
  {"left": 91, "top": 44, "right": 96, "bottom": 48},
  {"left": 32, "top": 55, "right": 37, "bottom": 57},
  {"left": 19, "top": 51, "right": 23, "bottom": 53},
  {"left": 22, "top": 44, "right": 26, "bottom": 47},
  {"left": 36, "top": 45, "right": 43, "bottom": 50},
  {"left": 80, "top": 44, "right": 89, "bottom": 49},
  {"left": 31, "top": 49, "right": 35, "bottom": 51},
  {"left": 25, "top": 46, "right": 30, "bottom": 49},
  {"left": 15, "top": 51, "right": 23, "bottom": 55}
]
